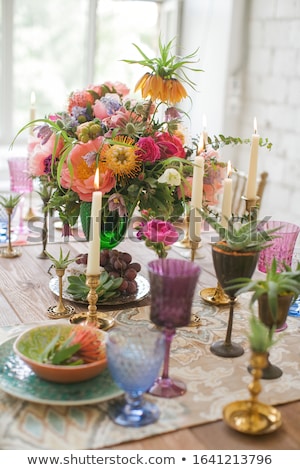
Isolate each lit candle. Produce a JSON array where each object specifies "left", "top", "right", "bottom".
[
  {"left": 202, "top": 114, "right": 208, "bottom": 149},
  {"left": 245, "top": 117, "right": 260, "bottom": 200},
  {"left": 29, "top": 92, "right": 36, "bottom": 136},
  {"left": 197, "top": 133, "right": 204, "bottom": 155},
  {"left": 189, "top": 155, "right": 204, "bottom": 242},
  {"left": 86, "top": 168, "right": 102, "bottom": 276},
  {"left": 221, "top": 161, "right": 232, "bottom": 229}
]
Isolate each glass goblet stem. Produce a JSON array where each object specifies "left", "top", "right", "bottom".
[{"left": 161, "top": 328, "right": 175, "bottom": 379}]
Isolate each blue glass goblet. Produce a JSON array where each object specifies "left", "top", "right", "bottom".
[{"left": 106, "top": 326, "right": 165, "bottom": 427}]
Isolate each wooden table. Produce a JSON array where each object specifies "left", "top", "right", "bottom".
[{"left": 0, "top": 232, "right": 299, "bottom": 450}]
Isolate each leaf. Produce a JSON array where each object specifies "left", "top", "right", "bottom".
[{"left": 51, "top": 343, "right": 81, "bottom": 365}]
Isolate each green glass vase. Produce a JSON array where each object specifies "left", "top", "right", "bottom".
[{"left": 80, "top": 201, "right": 129, "bottom": 250}]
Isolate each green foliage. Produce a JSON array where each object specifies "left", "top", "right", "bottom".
[
  {"left": 45, "top": 248, "right": 78, "bottom": 269},
  {"left": 228, "top": 258, "right": 300, "bottom": 320},
  {"left": 66, "top": 270, "right": 123, "bottom": 302},
  {"left": 201, "top": 208, "right": 278, "bottom": 253},
  {"left": 208, "top": 134, "right": 272, "bottom": 151},
  {"left": 248, "top": 315, "right": 276, "bottom": 353},
  {"left": 0, "top": 193, "right": 23, "bottom": 209}
]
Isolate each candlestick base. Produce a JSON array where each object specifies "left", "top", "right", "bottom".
[
  {"left": 0, "top": 247, "right": 22, "bottom": 258},
  {"left": 47, "top": 304, "right": 76, "bottom": 319},
  {"left": 69, "top": 311, "right": 114, "bottom": 330},
  {"left": 69, "top": 273, "right": 115, "bottom": 330},
  {"left": 200, "top": 286, "right": 232, "bottom": 306}
]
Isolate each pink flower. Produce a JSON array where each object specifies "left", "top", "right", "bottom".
[
  {"left": 142, "top": 219, "right": 179, "bottom": 246},
  {"left": 155, "top": 132, "right": 186, "bottom": 159},
  {"left": 68, "top": 90, "right": 95, "bottom": 114},
  {"left": 103, "top": 81, "right": 130, "bottom": 97},
  {"left": 136, "top": 136, "right": 161, "bottom": 162},
  {"left": 60, "top": 136, "right": 116, "bottom": 202},
  {"left": 29, "top": 134, "right": 64, "bottom": 177}
]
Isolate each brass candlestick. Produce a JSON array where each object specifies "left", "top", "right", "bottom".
[
  {"left": 47, "top": 267, "right": 76, "bottom": 319},
  {"left": 69, "top": 273, "right": 115, "bottom": 330},
  {"left": 200, "top": 282, "right": 231, "bottom": 305},
  {"left": 0, "top": 207, "right": 22, "bottom": 258},
  {"left": 174, "top": 202, "right": 191, "bottom": 249},
  {"left": 223, "top": 351, "right": 282, "bottom": 434},
  {"left": 242, "top": 195, "right": 260, "bottom": 218}
]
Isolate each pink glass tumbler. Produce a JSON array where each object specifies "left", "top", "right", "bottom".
[
  {"left": 258, "top": 221, "right": 300, "bottom": 273},
  {"left": 8, "top": 157, "right": 33, "bottom": 234},
  {"left": 147, "top": 258, "right": 201, "bottom": 398}
]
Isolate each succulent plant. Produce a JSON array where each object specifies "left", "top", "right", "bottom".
[
  {"left": 201, "top": 208, "right": 280, "bottom": 253},
  {"left": 228, "top": 258, "right": 300, "bottom": 320},
  {"left": 45, "top": 248, "right": 78, "bottom": 270},
  {"left": 66, "top": 270, "right": 123, "bottom": 302},
  {"left": 248, "top": 314, "right": 276, "bottom": 353},
  {"left": 0, "top": 193, "right": 23, "bottom": 209}
]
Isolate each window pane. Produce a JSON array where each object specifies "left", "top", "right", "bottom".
[
  {"left": 94, "top": 1, "right": 159, "bottom": 90},
  {"left": 13, "top": 0, "right": 89, "bottom": 143}
]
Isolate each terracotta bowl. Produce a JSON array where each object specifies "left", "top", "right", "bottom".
[{"left": 13, "top": 324, "right": 107, "bottom": 384}]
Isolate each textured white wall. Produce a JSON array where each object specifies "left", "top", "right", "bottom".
[{"left": 223, "top": 0, "right": 300, "bottom": 228}]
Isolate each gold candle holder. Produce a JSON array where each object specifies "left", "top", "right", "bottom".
[
  {"left": 174, "top": 202, "right": 191, "bottom": 249},
  {"left": 223, "top": 351, "right": 282, "bottom": 434},
  {"left": 241, "top": 195, "right": 260, "bottom": 218},
  {"left": 69, "top": 274, "right": 114, "bottom": 330},
  {"left": 200, "top": 282, "right": 231, "bottom": 306},
  {"left": 0, "top": 207, "right": 22, "bottom": 258},
  {"left": 47, "top": 267, "right": 76, "bottom": 319}
]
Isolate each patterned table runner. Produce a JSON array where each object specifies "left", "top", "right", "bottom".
[{"left": 0, "top": 297, "right": 300, "bottom": 450}]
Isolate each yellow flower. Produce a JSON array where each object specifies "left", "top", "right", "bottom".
[{"left": 102, "top": 136, "right": 141, "bottom": 179}]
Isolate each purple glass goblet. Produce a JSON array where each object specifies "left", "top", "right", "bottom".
[{"left": 147, "top": 258, "right": 201, "bottom": 398}]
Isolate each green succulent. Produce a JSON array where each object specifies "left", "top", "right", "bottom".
[
  {"left": 248, "top": 314, "right": 276, "bottom": 353},
  {"left": 200, "top": 208, "right": 279, "bottom": 253},
  {"left": 45, "top": 248, "right": 78, "bottom": 269},
  {"left": 228, "top": 258, "right": 300, "bottom": 320},
  {"left": 0, "top": 193, "right": 23, "bottom": 209},
  {"left": 66, "top": 271, "right": 123, "bottom": 303}
]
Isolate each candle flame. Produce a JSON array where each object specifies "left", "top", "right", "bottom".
[
  {"left": 94, "top": 167, "right": 100, "bottom": 190},
  {"left": 197, "top": 133, "right": 204, "bottom": 155},
  {"left": 227, "top": 160, "right": 232, "bottom": 178},
  {"left": 253, "top": 117, "right": 258, "bottom": 134},
  {"left": 202, "top": 114, "right": 207, "bottom": 129},
  {"left": 30, "top": 91, "right": 36, "bottom": 106}
]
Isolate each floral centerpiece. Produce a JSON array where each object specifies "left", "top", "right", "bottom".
[
  {"left": 12, "top": 39, "right": 271, "bottom": 250},
  {"left": 14, "top": 39, "right": 203, "bottom": 249}
]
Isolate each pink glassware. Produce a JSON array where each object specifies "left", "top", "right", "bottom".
[
  {"left": 8, "top": 157, "right": 33, "bottom": 234},
  {"left": 258, "top": 221, "right": 300, "bottom": 273},
  {"left": 8, "top": 157, "right": 33, "bottom": 193},
  {"left": 147, "top": 258, "right": 201, "bottom": 398}
]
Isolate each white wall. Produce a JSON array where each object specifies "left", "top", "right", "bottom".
[{"left": 223, "top": 0, "right": 300, "bottom": 227}]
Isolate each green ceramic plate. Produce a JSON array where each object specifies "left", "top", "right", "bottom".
[{"left": 0, "top": 336, "right": 123, "bottom": 406}]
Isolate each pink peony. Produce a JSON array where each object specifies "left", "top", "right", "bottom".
[
  {"left": 29, "top": 134, "right": 64, "bottom": 177},
  {"left": 142, "top": 219, "right": 179, "bottom": 246},
  {"left": 155, "top": 132, "right": 186, "bottom": 159},
  {"left": 136, "top": 136, "right": 161, "bottom": 163}
]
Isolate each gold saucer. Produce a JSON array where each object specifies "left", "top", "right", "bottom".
[
  {"left": 69, "top": 312, "right": 115, "bottom": 331},
  {"left": 200, "top": 287, "right": 232, "bottom": 306},
  {"left": 223, "top": 400, "right": 282, "bottom": 435}
]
